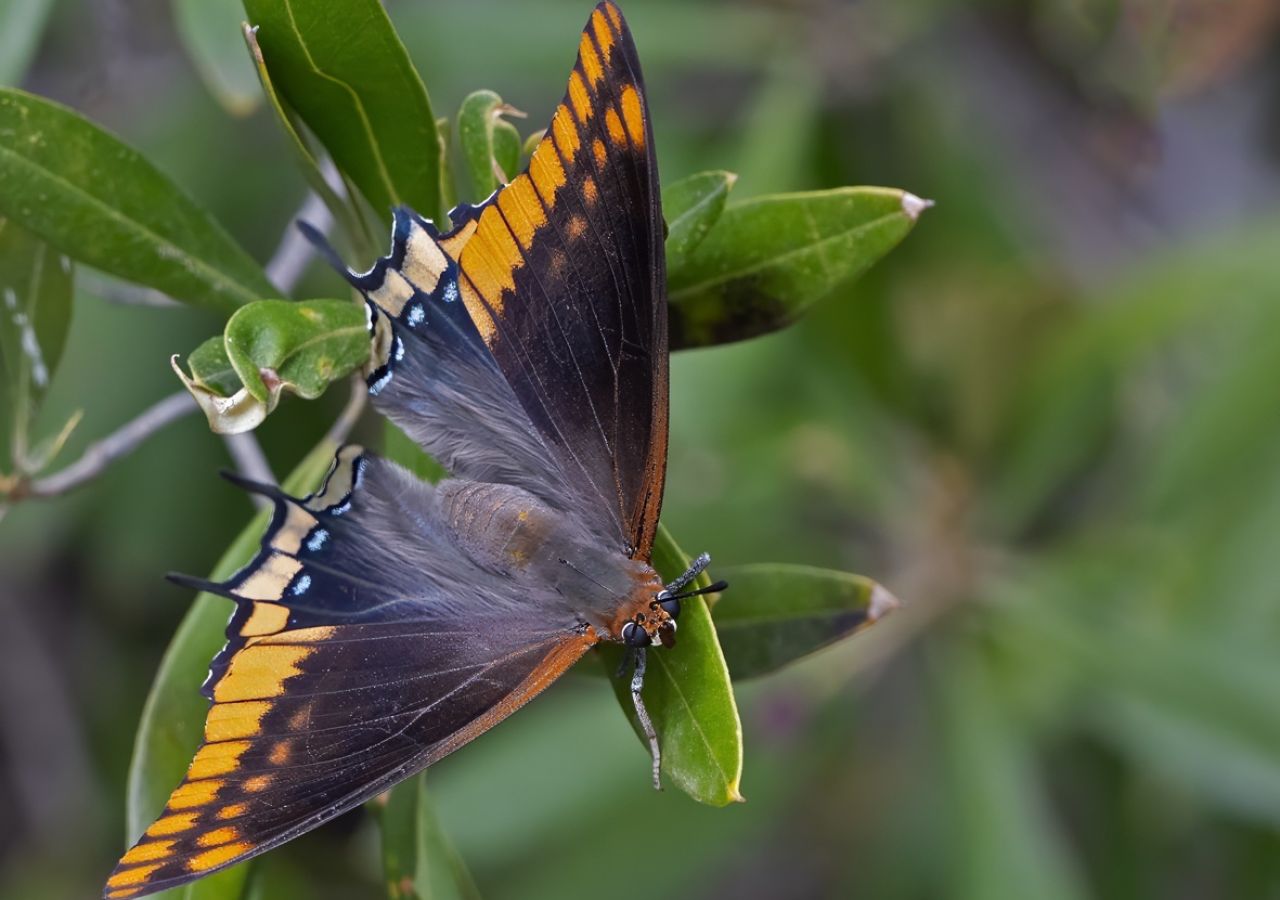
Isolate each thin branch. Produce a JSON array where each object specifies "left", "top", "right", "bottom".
[
  {"left": 222, "top": 433, "right": 276, "bottom": 510},
  {"left": 14, "top": 391, "right": 197, "bottom": 500},
  {"left": 327, "top": 375, "right": 368, "bottom": 447},
  {"left": 266, "top": 191, "right": 333, "bottom": 294}
]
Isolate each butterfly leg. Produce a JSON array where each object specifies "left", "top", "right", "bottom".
[{"left": 628, "top": 647, "right": 662, "bottom": 791}]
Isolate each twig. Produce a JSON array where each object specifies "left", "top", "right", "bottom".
[
  {"left": 327, "top": 375, "right": 368, "bottom": 447},
  {"left": 14, "top": 391, "right": 197, "bottom": 500},
  {"left": 266, "top": 191, "right": 333, "bottom": 293},
  {"left": 222, "top": 433, "right": 276, "bottom": 510}
]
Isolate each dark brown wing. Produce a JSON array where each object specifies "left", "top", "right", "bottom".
[
  {"left": 447, "top": 2, "right": 668, "bottom": 560},
  {"left": 105, "top": 451, "right": 597, "bottom": 898}
]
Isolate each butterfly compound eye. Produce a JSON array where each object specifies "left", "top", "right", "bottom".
[
  {"left": 658, "top": 596, "right": 681, "bottom": 620},
  {"left": 622, "top": 621, "right": 651, "bottom": 647}
]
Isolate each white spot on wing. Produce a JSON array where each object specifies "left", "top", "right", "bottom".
[
  {"left": 292, "top": 574, "right": 312, "bottom": 596},
  {"left": 305, "top": 528, "right": 329, "bottom": 553}
]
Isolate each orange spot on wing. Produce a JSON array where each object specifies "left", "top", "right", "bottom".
[
  {"left": 188, "top": 740, "right": 251, "bottom": 780},
  {"left": 579, "top": 32, "right": 604, "bottom": 85},
  {"left": 206, "top": 700, "right": 272, "bottom": 741},
  {"left": 497, "top": 176, "right": 548, "bottom": 249},
  {"left": 568, "top": 71, "right": 593, "bottom": 122},
  {"left": 188, "top": 841, "right": 252, "bottom": 873},
  {"left": 244, "top": 774, "right": 274, "bottom": 793},
  {"left": 529, "top": 142, "right": 567, "bottom": 200},
  {"left": 591, "top": 9, "right": 615, "bottom": 61},
  {"left": 268, "top": 740, "right": 292, "bottom": 765},
  {"left": 583, "top": 176, "right": 598, "bottom": 205},
  {"left": 460, "top": 279, "right": 498, "bottom": 345},
  {"left": 146, "top": 812, "right": 198, "bottom": 837},
  {"left": 168, "top": 778, "right": 224, "bottom": 810},
  {"left": 240, "top": 602, "right": 289, "bottom": 637},
  {"left": 213, "top": 644, "right": 313, "bottom": 703},
  {"left": 461, "top": 211, "right": 520, "bottom": 310},
  {"left": 216, "top": 803, "right": 248, "bottom": 820},
  {"left": 604, "top": 2, "right": 623, "bottom": 29},
  {"left": 620, "top": 85, "right": 645, "bottom": 147},
  {"left": 551, "top": 105, "right": 581, "bottom": 159},
  {"left": 605, "top": 108, "right": 626, "bottom": 146},
  {"left": 107, "top": 863, "right": 163, "bottom": 889},
  {"left": 197, "top": 827, "right": 240, "bottom": 848},
  {"left": 120, "top": 840, "right": 174, "bottom": 865},
  {"left": 567, "top": 215, "right": 588, "bottom": 241},
  {"left": 593, "top": 138, "right": 607, "bottom": 167}
]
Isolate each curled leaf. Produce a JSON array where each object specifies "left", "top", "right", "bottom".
[
  {"left": 712, "top": 563, "right": 899, "bottom": 680},
  {"left": 457, "top": 90, "right": 525, "bottom": 201},
  {"left": 667, "top": 186, "right": 930, "bottom": 349},
  {"left": 174, "top": 299, "right": 368, "bottom": 434}
]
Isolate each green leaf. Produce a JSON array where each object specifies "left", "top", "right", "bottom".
[
  {"left": 0, "top": 217, "right": 73, "bottom": 473},
  {"left": 456, "top": 90, "right": 523, "bottom": 203},
  {"left": 666, "top": 187, "right": 929, "bottom": 349},
  {"left": 711, "top": 563, "right": 898, "bottom": 680},
  {"left": 183, "top": 335, "right": 243, "bottom": 399},
  {"left": 241, "top": 23, "right": 375, "bottom": 260},
  {"left": 243, "top": 0, "right": 444, "bottom": 224},
  {"left": 173, "top": 0, "right": 261, "bottom": 116},
  {"left": 224, "top": 299, "right": 367, "bottom": 402},
  {"left": 0, "top": 0, "right": 57, "bottom": 87},
  {"left": 598, "top": 525, "right": 744, "bottom": 806},
  {"left": 662, "top": 170, "right": 736, "bottom": 265},
  {"left": 124, "top": 438, "right": 341, "bottom": 900},
  {"left": 174, "top": 299, "right": 368, "bottom": 434},
  {"left": 383, "top": 421, "right": 446, "bottom": 485},
  {"left": 0, "top": 89, "right": 274, "bottom": 311},
  {"left": 377, "top": 774, "right": 480, "bottom": 900}
]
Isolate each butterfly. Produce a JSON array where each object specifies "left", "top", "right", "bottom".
[{"left": 103, "top": 3, "right": 727, "bottom": 897}]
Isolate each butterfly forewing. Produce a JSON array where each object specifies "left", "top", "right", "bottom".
[{"left": 450, "top": 1, "right": 668, "bottom": 560}]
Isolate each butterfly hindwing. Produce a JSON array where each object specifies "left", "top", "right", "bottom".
[{"left": 106, "top": 452, "right": 598, "bottom": 898}]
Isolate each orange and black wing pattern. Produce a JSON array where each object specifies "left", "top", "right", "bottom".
[
  {"left": 105, "top": 452, "right": 597, "bottom": 898},
  {"left": 446, "top": 2, "right": 668, "bottom": 561}
]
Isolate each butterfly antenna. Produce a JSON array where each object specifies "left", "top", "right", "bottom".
[
  {"left": 663, "top": 552, "right": 710, "bottom": 595},
  {"left": 666, "top": 579, "right": 728, "bottom": 602}
]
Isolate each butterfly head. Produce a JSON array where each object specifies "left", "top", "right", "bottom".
[{"left": 619, "top": 553, "right": 727, "bottom": 650}]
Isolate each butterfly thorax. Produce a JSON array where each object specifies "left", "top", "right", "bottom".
[{"left": 436, "top": 479, "right": 665, "bottom": 641}]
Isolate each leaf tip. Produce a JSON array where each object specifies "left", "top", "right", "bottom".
[
  {"left": 900, "top": 192, "right": 934, "bottom": 222},
  {"left": 869, "top": 583, "right": 901, "bottom": 622}
]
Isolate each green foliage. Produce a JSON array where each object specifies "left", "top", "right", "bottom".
[
  {"left": 174, "top": 299, "right": 366, "bottom": 433},
  {"left": 0, "top": 89, "right": 274, "bottom": 311},
  {"left": 456, "top": 90, "right": 524, "bottom": 201},
  {"left": 173, "top": 0, "right": 262, "bottom": 117},
  {"left": 377, "top": 776, "right": 480, "bottom": 900},
  {"left": 661, "top": 170, "right": 735, "bottom": 263},
  {"left": 0, "top": 218, "right": 73, "bottom": 477},
  {"left": 242, "top": 0, "right": 445, "bottom": 224},
  {"left": 667, "top": 187, "right": 924, "bottom": 348},
  {"left": 711, "top": 563, "right": 895, "bottom": 680}
]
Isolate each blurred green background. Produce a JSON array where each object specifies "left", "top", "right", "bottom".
[{"left": 3, "top": 0, "right": 1280, "bottom": 897}]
